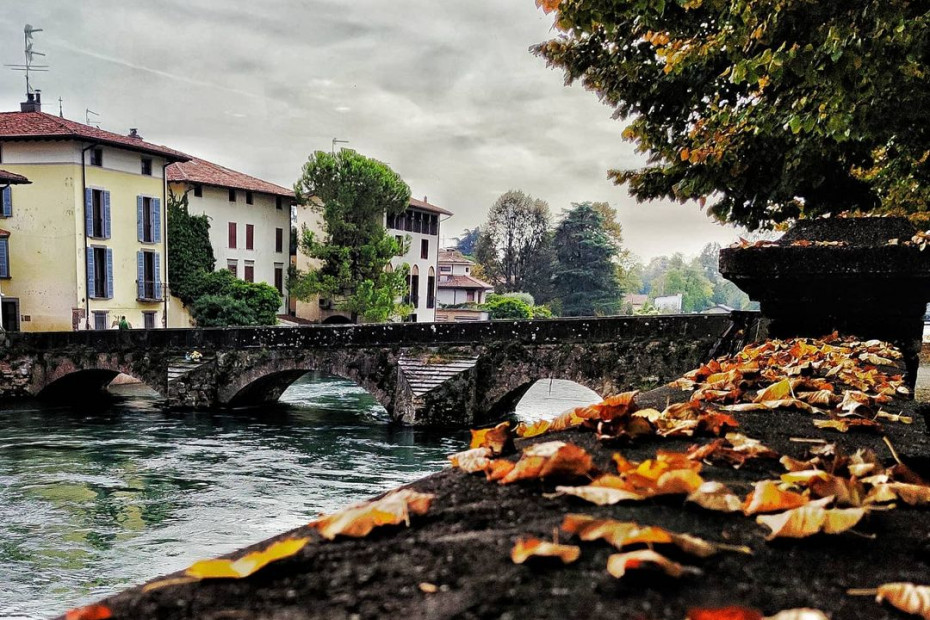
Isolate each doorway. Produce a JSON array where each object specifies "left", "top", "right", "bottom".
[{"left": 1, "top": 298, "right": 19, "bottom": 331}]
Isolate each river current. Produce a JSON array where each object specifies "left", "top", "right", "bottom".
[{"left": 0, "top": 375, "right": 600, "bottom": 619}]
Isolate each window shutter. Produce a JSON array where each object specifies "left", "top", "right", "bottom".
[
  {"left": 84, "top": 189, "right": 93, "bottom": 235},
  {"left": 137, "top": 251, "right": 144, "bottom": 299},
  {"left": 154, "top": 252, "right": 162, "bottom": 300},
  {"left": 137, "top": 196, "right": 144, "bottom": 242},
  {"left": 153, "top": 198, "right": 162, "bottom": 243},
  {"left": 1, "top": 187, "right": 11, "bottom": 217},
  {"left": 105, "top": 248, "right": 114, "bottom": 298},
  {"left": 103, "top": 191, "right": 112, "bottom": 239},
  {"left": 86, "top": 247, "right": 96, "bottom": 299},
  {"left": 0, "top": 238, "right": 9, "bottom": 277}
]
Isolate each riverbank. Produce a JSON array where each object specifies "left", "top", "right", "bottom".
[{"left": 63, "top": 337, "right": 930, "bottom": 619}]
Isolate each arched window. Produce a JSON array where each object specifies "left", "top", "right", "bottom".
[
  {"left": 410, "top": 265, "right": 420, "bottom": 308},
  {"left": 427, "top": 267, "right": 435, "bottom": 309}
]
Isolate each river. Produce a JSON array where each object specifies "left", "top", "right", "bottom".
[{"left": 0, "top": 375, "right": 600, "bottom": 619}]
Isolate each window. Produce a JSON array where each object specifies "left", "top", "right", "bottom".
[
  {"left": 246, "top": 191, "right": 254, "bottom": 205},
  {"left": 193, "top": 184, "right": 203, "bottom": 198},
  {"left": 439, "top": 265, "right": 452, "bottom": 273},
  {"left": 427, "top": 268, "right": 435, "bottom": 309},
  {"left": 409, "top": 266, "right": 420, "bottom": 308},
  {"left": 276, "top": 196, "right": 283, "bottom": 210},
  {"left": 420, "top": 239, "right": 429, "bottom": 259},
  {"left": 93, "top": 311, "right": 108, "bottom": 331},
  {"left": 227, "top": 259, "right": 237, "bottom": 277},
  {"left": 246, "top": 224, "right": 254, "bottom": 250},
  {"left": 466, "top": 290, "right": 475, "bottom": 302},
  {"left": 143, "top": 311, "right": 156, "bottom": 330},
  {"left": 138, "top": 196, "right": 161, "bottom": 243},
  {"left": 87, "top": 246, "right": 113, "bottom": 299},
  {"left": 90, "top": 148, "right": 103, "bottom": 167},
  {"left": 1, "top": 186, "right": 11, "bottom": 217},
  {"left": 136, "top": 250, "right": 162, "bottom": 300},
  {"left": 274, "top": 263, "right": 284, "bottom": 294},
  {"left": 394, "top": 235, "right": 404, "bottom": 256},
  {"left": 244, "top": 261, "right": 254, "bottom": 283},
  {"left": 228, "top": 222, "right": 237, "bottom": 248},
  {"left": 0, "top": 236, "right": 9, "bottom": 278},
  {"left": 86, "top": 189, "right": 111, "bottom": 239},
  {"left": 228, "top": 188, "right": 236, "bottom": 202},
  {"left": 275, "top": 228, "right": 283, "bottom": 253},
  {"left": 386, "top": 213, "right": 395, "bottom": 229},
  {"left": 141, "top": 158, "right": 152, "bottom": 176},
  {"left": 1, "top": 298, "right": 19, "bottom": 332}
]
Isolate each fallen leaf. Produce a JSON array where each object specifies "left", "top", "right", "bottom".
[
  {"left": 875, "top": 582, "right": 930, "bottom": 619},
  {"left": 698, "top": 411, "right": 740, "bottom": 435},
  {"left": 448, "top": 447, "right": 491, "bottom": 473},
  {"left": 555, "top": 484, "right": 647, "bottom": 505},
  {"left": 756, "top": 504, "right": 865, "bottom": 540},
  {"left": 511, "top": 537, "right": 580, "bottom": 564},
  {"left": 310, "top": 489, "right": 434, "bottom": 540},
  {"left": 867, "top": 482, "right": 930, "bottom": 506},
  {"left": 766, "top": 611, "right": 830, "bottom": 620},
  {"left": 514, "top": 419, "right": 551, "bottom": 438},
  {"left": 65, "top": 605, "right": 113, "bottom": 620},
  {"left": 875, "top": 411, "right": 912, "bottom": 424},
  {"left": 186, "top": 537, "right": 309, "bottom": 579},
  {"left": 499, "top": 441, "right": 594, "bottom": 484},
  {"left": 469, "top": 422, "right": 512, "bottom": 455},
  {"left": 742, "top": 480, "right": 809, "bottom": 515},
  {"left": 687, "top": 481, "right": 743, "bottom": 513},
  {"left": 606, "top": 549, "right": 700, "bottom": 579},
  {"left": 485, "top": 459, "right": 516, "bottom": 481},
  {"left": 548, "top": 407, "right": 586, "bottom": 431},
  {"left": 669, "top": 532, "right": 752, "bottom": 558},
  {"left": 813, "top": 418, "right": 883, "bottom": 433},
  {"left": 579, "top": 390, "right": 639, "bottom": 422},
  {"left": 755, "top": 379, "right": 793, "bottom": 402},
  {"left": 418, "top": 582, "right": 438, "bottom": 593},
  {"left": 687, "top": 607, "right": 762, "bottom": 620}
]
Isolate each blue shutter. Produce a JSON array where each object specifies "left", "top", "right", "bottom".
[
  {"left": 137, "top": 251, "right": 144, "bottom": 299},
  {"left": 103, "top": 191, "right": 111, "bottom": 239},
  {"left": 84, "top": 189, "right": 93, "bottom": 236},
  {"left": 136, "top": 196, "right": 144, "bottom": 242},
  {"left": 154, "top": 252, "right": 162, "bottom": 300},
  {"left": 153, "top": 198, "right": 162, "bottom": 243},
  {"left": 1, "top": 187, "right": 11, "bottom": 217},
  {"left": 0, "top": 238, "right": 9, "bottom": 277},
  {"left": 86, "top": 247, "right": 96, "bottom": 299},
  {"left": 105, "top": 248, "right": 114, "bottom": 298}
]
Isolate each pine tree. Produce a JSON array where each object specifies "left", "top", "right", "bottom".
[{"left": 552, "top": 203, "right": 622, "bottom": 316}]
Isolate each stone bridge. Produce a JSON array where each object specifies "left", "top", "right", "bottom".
[{"left": 0, "top": 314, "right": 763, "bottom": 426}]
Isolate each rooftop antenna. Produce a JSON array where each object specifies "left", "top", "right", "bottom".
[
  {"left": 331, "top": 138, "right": 349, "bottom": 155},
  {"left": 85, "top": 108, "right": 100, "bottom": 127},
  {"left": 5, "top": 25, "right": 49, "bottom": 96},
  {"left": 58, "top": 96, "right": 63, "bottom": 118}
]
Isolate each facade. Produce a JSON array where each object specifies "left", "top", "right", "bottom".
[
  {"left": 0, "top": 101, "right": 188, "bottom": 332},
  {"left": 387, "top": 197, "right": 450, "bottom": 323},
  {"left": 435, "top": 249, "right": 493, "bottom": 322},
  {"left": 0, "top": 168, "right": 31, "bottom": 330},
  {"left": 654, "top": 293, "right": 684, "bottom": 313},
  {"left": 166, "top": 157, "right": 294, "bottom": 322}
]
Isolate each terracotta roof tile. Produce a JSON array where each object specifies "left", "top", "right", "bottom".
[
  {"left": 438, "top": 275, "right": 494, "bottom": 290},
  {"left": 0, "top": 169, "right": 29, "bottom": 184},
  {"left": 409, "top": 196, "right": 453, "bottom": 216},
  {"left": 167, "top": 156, "right": 294, "bottom": 198},
  {"left": 438, "top": 249, "right": 473, "bottom": 264},
  {"left": 0, "top": 111, "right": 190, "bottom": 161}
]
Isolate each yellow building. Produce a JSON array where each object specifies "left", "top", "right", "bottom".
[{"left": 0, "top": 97, "right": 189, "bottom": 331}]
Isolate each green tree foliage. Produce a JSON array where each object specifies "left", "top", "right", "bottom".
[
  {"left": 475, "top": 191, "right": 553, "bottom": 298},
  {"left": 535, "top": 1, "right": 930, "bottom": 228},
  {"left": 484, "top": 296, "right": 533, "bottom": 320},
  {"left": 291, "top": 149, "right": 412, "bottom": 322},
  {"left": 455, "top": 226, "right": 481, "bottom": 257},
  {"left": 552, "top": 202, "right": 622, "bottom": 316},
  {"left": 167, "top": 190, "right": 280, "bottom": 326}
]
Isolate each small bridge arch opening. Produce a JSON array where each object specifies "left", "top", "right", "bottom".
[
  {"left": 36, "top": 368, "right": 160, "bottom": 402},
  {"left": 491, "top": 379, "right": 604, "bottom": 422}
]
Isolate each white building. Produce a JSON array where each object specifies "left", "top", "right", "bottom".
[
  {"left": 435, "top": 248, "right": 493, "bottom": 322},
  {"left": 654, "top": 293, "right": 684, "bottom": 313},
  {"left": 167, "top": 157, "right": 294, "bottom": 319}
]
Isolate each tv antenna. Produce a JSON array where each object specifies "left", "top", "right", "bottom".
[
  {"left": 85, "top": 108, "right": 100, "bottom": 127},
  {"left": 5, "top": 25, "right": 49, "bottom": 95}
]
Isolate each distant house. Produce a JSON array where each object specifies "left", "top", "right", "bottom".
[
  {"left": 166, "top": 156, "right": 295, "bottom": 323},
  {"left": 0, "top": 168, "right": 30, "bottom": 331},
  {"left": 703, "top": 303, "right": 734, "bottom": 315},
  {"left": 435, "top": 249, "right": 494, "bottom": 322},
  {"left": 621, "top": 293, "right": 648, "bottom": 314},
  {"left": 654, "top": 293, "right": 683, "bottom": 313}
]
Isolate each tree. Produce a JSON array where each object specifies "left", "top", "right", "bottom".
[
  {"left": 167, "top": 189, "right": 214, "bottom": 303},
  {"left": 534, "top": 2, "right": 930, "bottom": 229},
  {"left": 475, "top": 190, "right": 552, "bottom": 296},
  {"left": 484, "top": 296, "right": 533, "bottom": 320},
  {"left": 291, "top": 149, "right": 412, "bottom": 322},
  {"left": 455, "top": 226, "right": 481, "bottom": 257},
  {"left": 552, "top": 202, "right": 623, "bottom": 316}
]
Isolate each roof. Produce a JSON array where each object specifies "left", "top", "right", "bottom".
[
  {"left": 622, "top": 293, "right": 648, "bottom": 305},
  {"left": 167, "top": 156, "right": 294, "bottom": 198},
  {"left": 409, "top": 196, "right": 453, "bottom": 216},
  {"left": 0, "top": 169, "right": 29, "bottom": 184},
  {"left": 0, "top": 112, "right": 190, "bottom": 162},
  {"left": 438, "top": 249, "right": 474, "bottom": 265},
  {"left": 438, "top": 275, "right": 494, "bottom": 290},
  {"left": 0, "top": 228, "right": 9, "bottom": 237}
]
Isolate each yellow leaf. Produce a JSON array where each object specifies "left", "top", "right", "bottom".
[
  {"left": 868, "top": 482, "right": 930, "bottom": 506},
  {"left": 469, "top": 421, "right": 512, "bottom": 454},
  {"left": 186, "top": 537, "right": 309, "bottom": 579},
  {"left": 310, "top": 489, "right": 434, "bottom": 540},
  {"left": 514, "top": 419, "right": 551, "bottom": 438},
  {"left": 511, "top": 537, "right": 580, "bottom": 564},
  {"left": 606, "top": 549, "right": 700, "bottom": 579},
  {"left": 742, "top": 480, "right": 808, "bottom": 515},
  {"left": 875, "top": 582, "right": 930, "bottom": 619},
  {"left": 756, "top": 503, "right": 865, "bottom": 540},
  {"left": 755, "top": 379, "right": 792, "bottom": 402},
  {"left": 686, "top": 481, "right": 743, "bottom": 513}
]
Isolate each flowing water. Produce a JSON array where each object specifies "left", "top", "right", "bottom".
[{"left": 0, "top": 375, "right": 599, "bottom": 619}]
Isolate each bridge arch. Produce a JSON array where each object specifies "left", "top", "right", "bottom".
[{"left": 32, "top": 355, "right": 163, "bottom": 401}]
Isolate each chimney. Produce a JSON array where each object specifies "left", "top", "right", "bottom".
[
  {"left": 127, "top": 128, "right": 143, "bottom": 140},
  {"left": 20, "top": 90, "right": 41, "bottom": 113},
  {"left": 423, "top": 195, "right": 428, "bottom": 203}
]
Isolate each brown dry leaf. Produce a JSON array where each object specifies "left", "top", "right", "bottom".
[
  {"left": 548, "top": 407, "right": 586, "bottom": 432},
  {"left": 875, "top": 411, "right": 913, "bottom": 424},
  {"left": 514, "top": 419, "right": 551, "bottom": 438},
  {"left": 698, "top": 411, "right": 740, "bottom": 435},
  {"left": 668, "top": 532, "right": 752, "bottom": 558},
  {"left": 485, "top": 459, "right": 516, "bottom": 482},
  {"left": 759, "top": 398, "right": 815, "bottom": 413},
  {"left": 510, "top": 537, "right": 580, "bottom": 564},
  {"left": 813, "top": 418, "right": 883, "bottom": 433},
  {"left": 499, "top": 441, "right": 594, "bottom": 484},
  {"left": 469, "top": 422, "right": 512, "bottom": 455},
  {"left": 742, "top": 480, "right": 809, "bottom": 515},
  {"left": 687, "top": 481, "right": 743, "bottom": 513},
  {"left": 669, "top": 377, "right": 697, "bottom": 391},
  {"left": 310, "top": 489, "right": 434, "bottom": 540},
  {"left": 448, "top": 447, "right": 492, "bottom": 473},
  {"left": 755, "top": 379, "right": 793, "bottom": 402},
  {"left": 719, "top": 402, "right": 770, "bottom": 412},
  {"left": 580, "top": 390, "right": 639, "bottom": 422},
  {"left": 808, "top": 475, "right": 865, "bottom": 507},
  {"left": 756, "top": 502, "right": 865, "bottom": 540},
  {"left": 867, "top": 482, "right": 930, "bottom": 506},
  {"left": 186, "top": 537, "right": 310, "bottom": 579},
  {"left": 874, "top": 582, "right": 930, "bottom": 619},
  {"left": 654, "top": 468, "right": 704, "bottom": 495},
  {"left": 555, "top": 484, "right": 647, "bottom": 505},
  {"left": 606, "top": 549, "right": 700, "bottom": 579},
  {"left": 780, "top": 454, "right": 822, "bottom": 472}
]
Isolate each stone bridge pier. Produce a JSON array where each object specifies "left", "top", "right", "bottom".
[{"left": 0, "top": 314, "right": 763, "bottom": 427}]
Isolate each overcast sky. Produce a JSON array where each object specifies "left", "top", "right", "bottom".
[{"left": 0, "top": 0, "right": 745, "bottom": 261}]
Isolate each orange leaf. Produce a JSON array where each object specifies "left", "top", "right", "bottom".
[
  {"left": 186, "top": 537, "right": 309, "bottom": 579},
  {"left": 755, "top": 379, "right": 792, "bottom": 402},
  {"left": 485, "top": 459, "right": 515, "bottom": 482},
  {"left": 310, "top": 489, "right": 434, "bottom": 540},
  {"left": 535, "top": 0, "right": 562, "bottom": 14},
  {"left": 65, "top": 605, "right": 113, "bottom": 620},
  {"left": 606, "top": 549, "right": 700, "bottom": 579},
  {"left": 469, "top": 421, "right": 512, "bottom": 455},
  {"left": 511, "top": 537, "right": 580, "bottom": 564},
  {"left": 742, "top": 480, "right": 808, "bottom": 515},
  {"left": 514, "top": 419, "right": 551, "bottom": 438},
  {"left": 687, "top": 607, "right": 763, "bottom": 620},
  {"left": 499, "top": 441, "right": 594, "bottom": 484},
  {"left": 579, "top": 390, "right": 639, "bottom": 422},
  {"left": 874, "top": 582, "right": 930, "bottom": 619},
  {"left": 548, "top": 407, "right": 586, "bottom": 431}
]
